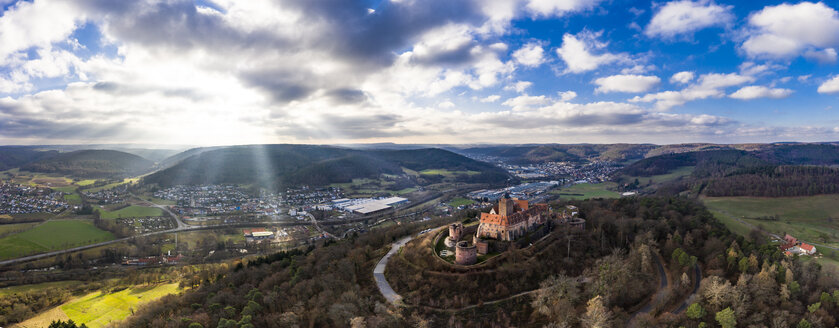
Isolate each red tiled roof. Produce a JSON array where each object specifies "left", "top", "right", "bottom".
[{"left": 800, "top": 243, "right": 815, "bottom": 252}]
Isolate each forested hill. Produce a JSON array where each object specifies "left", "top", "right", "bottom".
[
  {"left": 458, "top": 144, "right": 658, "bottom": 164},
  {"left": 0, "top": 146, "right": 59, "bottom": 171},
  {"left": 21, "top": 149, "right": 154, "bottom": 178},
  {"left": 142, "top": 145, "right": 511, "bottom": 188},
  {"left": 620, "top": 145, "right": 839, "bottom": 197}
]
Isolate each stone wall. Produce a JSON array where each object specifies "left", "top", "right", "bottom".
[{"left": 455, "top": 241, "right": 477, "bottom": 265}]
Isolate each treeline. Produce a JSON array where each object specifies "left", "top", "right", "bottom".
[{"left": 703, "top": 166, "right": 839, "bottom": 197}]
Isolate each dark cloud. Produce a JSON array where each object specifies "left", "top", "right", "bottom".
[
  {"left": 286, "top": 0, "right": 484, "bottom": 64},
  {"left": 0, "top": 115, "right": 135, "bottom": 140},
  {"left": 78, "top": 0, "right": 288, "bottom": 52},
  {"left": 326, "top": 88, "right": 367, "bottom": 104},
  {"left": 274, "top": 113, "right": 419, "bottom": 139},
  {"left": 240, "top": 70, "right": 314, "bottom": 103}
]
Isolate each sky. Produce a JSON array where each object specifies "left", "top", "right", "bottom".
[{"left": 1, "top": 0, "right": 839, "bottom": 146}]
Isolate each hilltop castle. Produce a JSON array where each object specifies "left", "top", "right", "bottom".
[{"left": 476, "top": 194, "right": 548, "bottom": 241}]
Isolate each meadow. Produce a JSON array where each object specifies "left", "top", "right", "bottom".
[
  {"left": 0, "top": 220, "right": 114, "bottom": 260},
  {"left": 448, "top": 197, "right": 475, "bottom": 207},
  {"left": 419, "top": 169, "right": 480, "bottom": 176},
  {"left": 15, "top": 283, "right": 181, "bottom": 328},
  {"left": 96, "top": 205, "right": 163, "bottom": 219},
  {"left": 0, "top": 222, "right": 38, "bottom": 237},
  {"left": 549, "top": 182, "right": 621, "bottom": 200},
  {"left": 703, "top": 195, "right": 839, "bottom": 248},
  {"left": 619, "top": 165, "right": 695, "bottom": 185}
]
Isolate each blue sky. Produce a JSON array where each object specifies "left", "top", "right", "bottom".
[{"left": 0, "top": 0, "right": 838, "bottom": 145}]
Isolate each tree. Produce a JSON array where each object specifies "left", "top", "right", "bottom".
[
  {"left": 48, "top": 320, "right": 88, "bottom": 328},
  {"left": 715, "top": 307, "right": 736, "bottom": 328},
  {"left": 686, "top": 303, "right": 706, "bottom": 320},
  {"left": 581, "top": 296, "right": 611, "bottom": 328},
  {"left": 532, "top": 274, "right": 581, "bottom": 322},
  {"left": 797, "top": 318, "right": 812, "bottom": 328}
]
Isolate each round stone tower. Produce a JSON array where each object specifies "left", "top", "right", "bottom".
[
  {"left": 445, "top": 222, "right": 464, "bottom": 247},
  {"left": 455, "top": 241, "right": 477, "bottom": 265}
]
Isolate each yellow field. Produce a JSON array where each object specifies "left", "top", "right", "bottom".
[{"left": 15, "top": 283, "right": 182, "bottom": 328}]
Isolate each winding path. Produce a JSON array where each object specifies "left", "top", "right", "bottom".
[{"left": 374, "top": 236, "right": 412, "bottom": 305}]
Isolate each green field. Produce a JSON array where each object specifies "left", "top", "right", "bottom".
[
  {"left": 52, "top": 186, "right": 78, "bottom": 193},
  {"left": 703, "top": 195, "right": 839, "bottom": 247},
  {"left": 550, "top": 182, "right": 621, "bottom": 200},
  {"left": 621, "top": 166, "right": 695, "bottom": 185},
  {"left": 0, "top": 222, "right": 38, "bottom": 236},
  {"left": 419, "top": 169, "right": 480, "bottom": 177},
  {"left": 448, "top": 197, "right": 475, "bottom": 207},
  {"left": 97, "top": 205, "right": 163, "bottom": 219},
  {"left": 0, "top": 220, "right": 115, "bottom": 260},
  {"left": 64, "top": 192, "right": 82, "bottom": 204},
  {"left": 75, "top": 179, "right": 97, "bottom": 186},
  {"left": 61, "top": 283, "right": 181, "bottom": 327},
  {"left": 0, "top": 280, "right": 81, "bottom": 296}
]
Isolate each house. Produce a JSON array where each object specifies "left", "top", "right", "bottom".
[
  {"left": 780, "top": 234, "right": 798, "bottom": 251},
  {"left": 799, "top": 243, "right": 816, "bottom": 255}
]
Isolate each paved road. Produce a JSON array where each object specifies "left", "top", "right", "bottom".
[
  {"left": 633, "top": 253, "right": 668, "bottom": 317},
  {"left": 374, "top": 236, "right": 412, "bottom": 305},
  {"left": 131, "top": 192, "right": 186, "bottom": 229},
  {"left": 672, "top": 264, "right": 702, "bottom": 314}
]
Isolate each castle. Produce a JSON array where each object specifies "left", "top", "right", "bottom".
[{"left": 476, "top": 194, "right": 548, "bottom": 241}]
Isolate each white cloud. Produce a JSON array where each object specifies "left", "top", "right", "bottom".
[
  {"left": 631, "top": 72, "right": 754, "bottom": 109},
  {"left": 525, "top": 0, "right": 604, "bottom": 18},
  {"left": 818, "top": 76, "right": 839, "bottom": 94},
  {"left": 504, "top": 80, "right": 533, "bottom": 93},
  {"left": 804, "top": 48, "right": 838, "bottom": 63},
  {"left": 512, "top": 42, "right": 545, "bottom": 67},
  {"left": 594, "top": 74, "right": 661, "bottom": 93},
  {"left": 742, "top": 2, "right": 839, "bottom": 59},
  {"left": 670, "top": 71, "right": 695, "bottom": 84},
  {"left": 479, "top": 94, "right": 501, "bottom": 103},
  {"left": 645, "top": 0, "right": 733, "bottom": 38},
  {"left": 729, "top": 86, "right": 793, "bottom": 100},
  {"left": 501, "top": 94, "right": 551, "bottom": 110},
  {"left": 558, "top": 90, "right": 577, "bottom": 101},
  {"left": 0, "top": 0, "right": 83, "bottom": 63},
  {"left": 556, "top": 31, "right": 630, "bottom": 74},
  {"left": 438, "top": 101, "right": 455, "bottom": 108},
  {"left": 620, "top": 64, "right": 655, "bottom": 74}
]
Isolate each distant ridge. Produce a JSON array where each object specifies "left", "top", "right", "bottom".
[
  {"left": 143, "top": 144, "right": 511, "bottom": 188},
  {"left": 21, "top": 149, "right": 154, "bottom": 178}
]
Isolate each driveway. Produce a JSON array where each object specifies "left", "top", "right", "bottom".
[{"left": 374, "top": 236, "right": 412, "bottom": 305}]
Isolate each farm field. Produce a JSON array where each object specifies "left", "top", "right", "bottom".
[
  {"left": 448, "top": 197, "right": 475, "bottom": 207},
  {"left": 703, "top": 195, "right": 839, "bottom": 248},
  {"left": 0, "top": 222, "right": 38, "bottom": 236},
  {"left": 550, "top": 182, "right": 621, "bottom": 200},
  {"left": 64, "top": 192, "right": 82, "bottom": 204},
  {"left": 620, "top": 166, "right": 695, "bottom": 185},
  {"left": 0, "top": 280, "right": 81, "bottom": 296},
  {"left": 15, "top": 283, "right": 182, "bottom": 328},
  {"left": 0, "top": 220, "right": 115, "bottom": 260},
  {"left": 419, "top": 169, "right": 480, "bottom": 176},
  {"left": 96, "top": 205, "right": 163, "bottom": 219}
]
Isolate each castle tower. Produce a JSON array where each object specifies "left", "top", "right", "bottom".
[
  {"left": 449, "top": 223, "right": 463, "bottom": 241},
  {"left": 498, "top": 193, "right": 515, "bottom": 216},
  {"left": 455, "top": 241, "right": 477, "bottom": 265}
]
